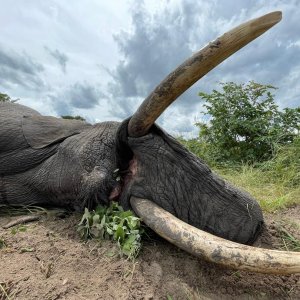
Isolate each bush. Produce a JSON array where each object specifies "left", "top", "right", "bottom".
[
  {"left": 0, "top": 93, "right": 18, "bottom": 103},
  {"left": 197, "top": 81, "right": 300, "bottom": 164},
  {"left": 177, "top": 137, "right": 215, "bottom": 166}
]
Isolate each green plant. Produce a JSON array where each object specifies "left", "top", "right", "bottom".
[
  {"left": 0, "top": 92, "right": 18, "bottom": 103},
  {"left": 78, "top": 202, "right": 144, "bottom": 259},
  {"left": 259, "top": 136, "right": 300, "bottom": 187},
  {"left": 197, "top": 81, "right": 300, "bottom": 164},
  {"left": 11, "top": 225, "right": 27, "bottom": 235},
  {"left": 216, "top": 164, "right": 299, "bottom": 213},
  {"left": 278, "top": 228, "right": 300, "bottom": 252},
  {"left": 177, "top": 137, "right": 215, "bottom": 167},
  {"left": 0, "top": 238, "right": 6, "bottom": 249}
]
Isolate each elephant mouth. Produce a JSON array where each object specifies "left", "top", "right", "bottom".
[
  {"left": 113, "top": 11, "right": 300, "bottom": 275},
  {"left": 108, "top": 155, "right": 138, "bottom": 203}
]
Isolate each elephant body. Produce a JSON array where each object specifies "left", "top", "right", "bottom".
[
  {"left": 0, "top": 102, "right": 119, "bottom": 210},
  {"left": 2, "top": 12, "right": 296, "bottom": 275},
  {"left": 0, "top": 102, "right": 264, "bottom": 244}
]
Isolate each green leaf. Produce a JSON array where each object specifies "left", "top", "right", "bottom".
[
  {"left": 92, "top": 214, "right": 100, "bottom": 225},
  {"left": 114, "top": 226, "right": 125, "bottom": 242},
  {"left": 119, "top": 211, "right": 133, "bottom": 218},
  {"left": 128, "top": 217, "right": 139, "bottom": 229},
  {"left": 100, "top": 215, "right": 106, "bottom": 226},
  {"left": 106, "top": 227, "right": 113, "bottom": 235},
  {"left": 78, "top": 207, "right": 91, "bottom": 225}
]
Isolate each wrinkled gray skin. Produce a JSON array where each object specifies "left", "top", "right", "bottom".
[{"left": 0, "top": 102, "right": 264, "bottom": 244}]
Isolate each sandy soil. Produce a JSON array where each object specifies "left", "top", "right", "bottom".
[{"left": 0, "top": 206, "right": 299, "bottom": 300}]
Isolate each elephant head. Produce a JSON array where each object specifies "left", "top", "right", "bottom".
[{"left": 1, "top": 11, "right": 299, "bottom": 274}]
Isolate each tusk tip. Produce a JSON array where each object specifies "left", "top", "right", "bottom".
[{"left": 262, "top": 11, "right": 282, "bottom": 26}]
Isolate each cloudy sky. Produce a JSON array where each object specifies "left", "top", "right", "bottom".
[{"left": 1, "top": 0, "right": 299, "bottom": 137}]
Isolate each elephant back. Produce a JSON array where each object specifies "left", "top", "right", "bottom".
[
  {"left": 0, "top": 102, "right": 40, "bottom": 152},
  {"left": 0, "top": 102, "right": 91, "bottom": 175}
]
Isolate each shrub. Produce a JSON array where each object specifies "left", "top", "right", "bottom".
[{"left": 197, "top": 81, "right": 299, "bottom": 164}]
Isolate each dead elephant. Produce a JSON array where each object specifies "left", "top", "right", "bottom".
[{"left": 1, "top": 11, "right": 299, "bottom": 274}]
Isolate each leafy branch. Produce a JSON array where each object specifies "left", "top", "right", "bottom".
[{"left": 78, "top": 202, "right": 144, "bottom": 259}]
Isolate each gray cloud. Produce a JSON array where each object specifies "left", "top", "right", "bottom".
[
  {"left": 0, "top": 46, "right": 44, "bottom": 90},
  {"left": 45, "top": 47, "right": 68, "bottom": 73},
  {"left": 107, "top": 1, "right": 213, "bottom": 119},
  {"left": 49, "top": 82, "right": 106, "bottom": 116},
  {"left": 0, "top": 1, "right": 299, "bottom": 136},
  {"left": 106, "top": 0, "right": 300, "bottom": 134},
  {"left": 69, "top": 83, "right": 103, "bottom": 109}
]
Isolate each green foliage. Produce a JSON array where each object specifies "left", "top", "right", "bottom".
[
  {"left": 178, "top": 81, "right": 300, "bottom": 211},
  {"left": 78, "top": 202, "right": 143, "bottom": 259},
  {"left": 10, "top": 225, "right": 27, "bottom": 235},
  {"left": 0, "top": 93, "right": 18, "bottom": 103},
  {"left": 177, "top": 137, "right": 215, "bottom": 166},
  {"left": 260, "top": 136, "right": 300, "bottom": 187},
  {"left": 197, "top": 81, "right": 300, "bottom": 164},
  {"left": 61, "top": 115, "right": 86, "bottom": 121}
]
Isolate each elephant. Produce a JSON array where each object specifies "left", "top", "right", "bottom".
[{"left": 1, "top": 11, "right": 299, "bottom": 274}]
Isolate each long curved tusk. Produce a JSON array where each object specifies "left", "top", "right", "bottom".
[
  {"left": 130, "top": 197, "right": 300, "bottom": 274},
  {"left": 128, "top": 11, "right": 282, "bottom": 137}
]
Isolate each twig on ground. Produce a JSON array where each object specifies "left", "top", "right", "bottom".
[
  {"left": 2, "top": 215, "right": 40, "bottom": 229},
  {"left": 0, "top": 282, "right": 12, "bottom": 300}
]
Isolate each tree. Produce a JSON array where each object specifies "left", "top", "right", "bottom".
[
  {"left": 61, "top": 115, "right": 86, "bottom": 121},
  {"left": 0, "top": 93, "right": 18, "bottom": 103},
  {"left": 197, "top": 81, "right": 300, "bottom": 164}
]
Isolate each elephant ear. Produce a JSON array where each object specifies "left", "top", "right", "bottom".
[{"left": 22, "top": 115, "right": 91, "bottom": 149}]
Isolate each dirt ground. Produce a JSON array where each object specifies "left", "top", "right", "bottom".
[{"left": 0, "top": 205, "right": 299, "bottom": 300}]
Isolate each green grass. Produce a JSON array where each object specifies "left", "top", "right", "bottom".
[
  {"left": 10, "top": 225, "right": 28, "bottom": 235},
  {"left": 277, "top": 228, "right": 300, "bottom": 252},
  {"left": 216, "top": 164, "right": 300, "bottom": 212}
]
